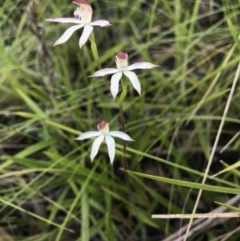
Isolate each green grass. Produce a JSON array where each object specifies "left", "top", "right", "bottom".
[{"left": 1, "top": 0, "right": 240, "bottom": 240}]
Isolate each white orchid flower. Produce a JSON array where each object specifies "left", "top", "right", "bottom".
[
  {"left": 90, "top": 51, "right": 159, "bottom": 98},
  {"left": 46, "top": 0, "right": 111, "bottom": 48},
  {"left": 75, "top": 121, "right": 134, "bottom": 164}
]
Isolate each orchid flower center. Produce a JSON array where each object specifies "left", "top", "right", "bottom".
[
  {"left": 97, "top": 121, "right": 109, "bottom": 135},
  {"left": 74, "top": 4, "right": 92, "bottom": 24},
  {"left": 115, "top": 52, "right": 129, "bottom": 70}
]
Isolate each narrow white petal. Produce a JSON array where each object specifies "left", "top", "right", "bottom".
[
  {"left": 90, "top": 135, "right": 104, "bottom": 162},
  {"left": 89, "top": 68, "right": 119, "bottom": 77},
  {"left": 91, "top": 20, "right": 111, "bottom": 27},
  {"left": 75, "top": 131, "right": 101, "bottom": 140},
  {"left": 46, "top": 18, "right": 82, "bottom": 24},
  {"left": 123, "top": 70, "right": 141, "bottom": 95},
  {"left": 79, "top": 25, "right": 93, "bottom": 48},
  {"left": 109, "top": 131, "right": 134, "bottom": 141},
  {"left": 53, "top": 24, "right": 84, "bottom": 46},
  {"left": 110, "top": 72, "right": 122, "bottom": 99},
  {"left": 126, "top": 62, "right": 159, "bottom": 71},
  {"left": 105, "top": 135, "right": 115, "bottom": 164}
]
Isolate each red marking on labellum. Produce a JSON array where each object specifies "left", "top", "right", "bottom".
[
  {"left": 97, "top": 121, "right": 108, "bottom": 131},
  {"left": 116, "top": 51, "right": 128, "bottom": 60}
]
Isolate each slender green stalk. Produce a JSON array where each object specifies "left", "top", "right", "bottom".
[
  {"left": 89, "top": 32, "right": 109, "bottom": 89},
  {"left": 119, "top": 104, "right": 146, "bottom": 241},
  {"left": 89, "top": 32, "right": 101, "bottom": 69},
  {"left": 118, "top": 75, "right": 128, "bottom": 103}
]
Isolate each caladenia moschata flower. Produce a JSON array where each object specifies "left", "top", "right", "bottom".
[
  {"left": 46, "top": 0, "right": 111, "bottom": 48},
  {"left": 90, "top": 51, "right": 159, "bottom": 99},
  {"left": 75, "top": 121, "right": 134, "bottom": 164}
]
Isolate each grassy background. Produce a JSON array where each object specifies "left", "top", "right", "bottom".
[{"left": 0, "top": 0, "right": 240, "bottom": 240}]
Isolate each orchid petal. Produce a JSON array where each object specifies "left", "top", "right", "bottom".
[
  {"left": 89, "top": 68, "right": 119, "bottom": 77},
  {"left": 90, "top": 135, "right": 104, "bottom": 162},
  {"left": 91, "top": 20, "right": 111, "bottom": 27},
  {"left": 75, "top": 131, "right": 101, "bottom": 140},
  {"left": 109, "top": 131, "right": 134, "bottom": 141},
  {"left": 126, "top": 62, "right": 159, "bottom": 71},
  {"left": 46, "top": 18, "right": 82, "bottom": 24},
  {"left": 123, "top": 70, "right": 141, "bottom": 95},
  {"left": 105, "top": 135, "right": 115, "bottom": 164},
  {"left": 53, "top": 24, "right": 84, "bottom": 46},
  {"left": 79, "top": 25, "right": 93, "bottom": 48},
  {"left": 110, "top": 71, "right": 122, "bottom": 99}
]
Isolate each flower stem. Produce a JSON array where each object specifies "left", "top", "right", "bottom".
[
  {"left": 118, "top": 75, "right": 128, "bottom": 103},
  {"left": 119, "top": 104, "right": 146, "bottom": 241},
  {"left": 89, "top": 32, "right": 109, "bottom": 89},
  {"left": 88, "top": 32, "right": 109, "bottom": 119},
  {"left": 89, "top": 32, "right": 101, "bottom": 69}
]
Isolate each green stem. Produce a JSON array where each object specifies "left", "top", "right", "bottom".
[
  {"left": 118, "top": 75, "right": 128, "bottom": 103},
  {"left": 119, "top": 104, "right": 146, "bottom": 241},
  {"left": 89, "top": 32, "right": 109, "bottom": 88},
  {"left": 88, "top": 32, "right": 109, "bottom": 119},
  {"left": 89, "top": 32, "right": 101, "bottom": 69}
]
